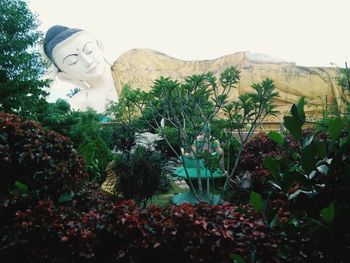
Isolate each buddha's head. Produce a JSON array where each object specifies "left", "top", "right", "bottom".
[{"left": 44, "top": 25, "right": 109, "bottom": 83}]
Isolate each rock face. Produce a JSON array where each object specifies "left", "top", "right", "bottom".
[{"left": 112, "top": 49, "right": 340, "bottom": 119}]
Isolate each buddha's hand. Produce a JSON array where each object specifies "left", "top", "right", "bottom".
[
  {"left": 57, "top": 71, "right": 90, "bottom": 90},
  {"left": 48, "top": 64, "right": 90, "bottom": 89}
]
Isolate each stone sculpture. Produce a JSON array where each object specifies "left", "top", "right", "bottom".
[{"left": 44, "top": 25, "right": 340, "bottom": 118}]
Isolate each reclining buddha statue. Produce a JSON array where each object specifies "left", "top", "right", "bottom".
[{"left": 44, "top": 25, "right": 341, "bottom": 118}]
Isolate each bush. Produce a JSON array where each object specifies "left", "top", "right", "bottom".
[
  {"left": 259, "top": 99, "right": 350, "bottom": 262},
  {"left": 112, "top": 122, "right": 137, "bottom": 152},
  {"left": 222, "top": 136, "right": 240, "bottom": 173},
  {"left": 1, "top": 197, "right": 282, "bottom": 262},
  {"left": 240, "top": 133, "right": 282, "bottom": 171},
  {"left": 0, "top": 113, "right": 88, "bottom": 201},
  {"left": 78, "top": 136, "right": 113, "bottom": 183},
  {"left": 0, "top": 113, "right": 283, "bottom": 262},
  {"left": 113, "top": 146, "right": 162, "bottom": 206},
  {"left": 156, "top": 126, "right": 181, "bottom": 157}
]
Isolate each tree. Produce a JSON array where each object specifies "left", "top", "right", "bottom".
[
  {"left": 129, "top": 67, "right": 278, "bottom": 202},
  {"left": 130, "top": 67, "right": 240, "bottom": 203},
  {"left": 335, "top": 62, "right": 350, "bottom": 114},
  {"left": 39, "top": 99, "right": 79, "bottom": 136},
  {"left": 222, "top": 78, "right": 278, "bottom": 190},
  {"left": 0, "top": 0, "right": 50, "bottom": 119}
]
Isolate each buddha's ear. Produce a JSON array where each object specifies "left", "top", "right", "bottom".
[
  {"left": 57, "top": 72, "right": 90, "bottom": 90},
  {"left": 97, "top": 40, "right": 105, "bottom": 52}
]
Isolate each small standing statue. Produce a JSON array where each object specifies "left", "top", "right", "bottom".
[{"left": 191, "top": 123, "right": 225, "bottom": 171}]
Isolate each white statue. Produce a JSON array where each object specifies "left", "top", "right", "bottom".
[
  {"left": 44, "top": 25, "right": 119, "bottom": 112},
  {"left": 44, "top": 25, "right": 341, "bottom": 117}
]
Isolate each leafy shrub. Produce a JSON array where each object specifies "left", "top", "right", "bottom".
[
  {"left": 78, "top": 136, "right": 113, "bottom": 183},
  {"left": 39, "top": 99, "right": 79, "bottom": 137},
  {"left": 259, "top": 98, "right": 350, "bottom": 261},
  {"left": 222, "top": 136, "right": 240, "bottom": 173},
  {"left": 156, "top": 126, "right": 181, "bottom": 157},
  {"left": 158, "top": 169, "right": 171, "bottom": 193},
  {"left": 238, "top": 132, "right": 299, "bottom": 194},
  {"left": 240, "top": 133, "right": 282, "bottom": 171},
  {"left": 113, "top": 146, "right": 162, "bottom": 206},
  {"left": 112, "top": 122, "right": 137, "bottom": 152},
  {"left": 0, "top": 113, "right": 88, "bottom": 201},
  {"left": 68, "top": 109, "right": 102, "bottom": 146},
  {"left": 1, "top": 197, "right": 282, "bottom": 262},
  {"left": 0, "top": 114, "right": 284, "bottom": 262}
]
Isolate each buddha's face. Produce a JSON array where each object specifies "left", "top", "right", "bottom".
[{"left": 52, "top": 31, "right": 108, "bottom": 82}]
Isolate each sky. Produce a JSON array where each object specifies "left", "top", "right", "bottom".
[{"left": 28, "top": 0, "right": 350, "bottom": 101}]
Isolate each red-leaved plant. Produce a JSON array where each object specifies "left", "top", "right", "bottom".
[{"left": 0, "top": 113, "right": 88, "bottom": 201}]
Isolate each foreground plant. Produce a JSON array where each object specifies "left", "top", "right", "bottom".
[{"left": 251, "top": 98, "right": 350, "bottom": 261}]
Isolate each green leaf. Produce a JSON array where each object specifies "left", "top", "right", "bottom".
[
  {"left": 250, "top": 191, "right": 265, "bottom": 213},
  {"left": 268, "top": 180, "right": 282, "bottom": 190},
  {"left": 320, "top": 203, "right": 335, "bottom": 224},
  {"left": 317, "top": 164, "right": 329, "bottom": 175},
  {"left": 269, "top": 214, "right": 280, "bottom": 228},
  {"left": 291, "top": 104, "right": 299, "bottom": 121},
  {"left": 302, "top": 134, "right": 314, "bottom": 149},
  {"left": 268, "top": 131, "right": 284, "bottom": 145},
  {"left": 230, "top": 253, "right": 246, "bottom": 263},
  {"left": 288, "top": 189, "right": 301, "bottom": 200},
  {"left": 328, "top": 118, "right": 344, "bottom": 141},
  {"left": 58, "top": 192, "right": 75, "bottom": 203},
  {"left": 284, "top": 116, "right": 302, "bottom": 141},
  {"left": 316, "top": 142, "right": 327, "bottom": 159},
  {"left": 301, "top": 145, "right": 317, "bottom": 174},
  {"left": 14, "top": 181, "right": 28, "bottom": 193},
  {"left": 263, "top": 157, "right": 280, "bottom": 179},
  {"left": 296, "top": 97, "right": 306, "bottom": 123}
]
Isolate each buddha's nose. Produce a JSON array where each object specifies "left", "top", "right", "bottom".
[{"left": 80, "top": 53, "right": 93, "bottom": 66}]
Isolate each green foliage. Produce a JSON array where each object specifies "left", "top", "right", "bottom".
[
  {"left": 259, "top": 99, "right": 350, "bottom": 260},
  {"left": 78, "top": 136, "right": 113, "bottom": 183},
  {"left": 222, "top": 136, "right": 240, "bottom": 173},
  {"left": 223, "top": 78, "right": 278, "bottom": 189},
  {"left": 335, "top": 64, "right": 350, "bottom": 110},
  {"left": 58, "top": 192, "right": 75, "bottom": 204},
  {"left": 283, "top": 97, "right": 306, "bottom": 142},
  {"left": 66, "top": 87, "right": 81, "bottom": 98},
  {"left": 106, "top": 85, "right": 152, "bottom": 152},
  {"left": 268, "top": 131, "right": 284, "bottom": 145},
  {"left": 249, "top": 191, "right": 265, "bottom": 213},
  {"left": 127, "top": 67, "right": 241, "bottom": 203},
  {"left": 320, "top": 203, "right": 335, "bottom": 224},
  {"left": 263, "top": 157, "right": 280, "bottom": 179},
  {"left": 41, "top": 105, "right": 114, "bottom": 182},
  {"left": 69, "top": 109, "right": 102, "bottom": 146},
  {"left": 114, "top": 146, "right": 162, "bottom": 207},
  {"left": 328, "top": 117, "right": 344, "bottom": 141},
  {"left": 156, "top": 126, "right": 181, "bottom": 157},
  {"left": 39, "top": 99, "right": 79, "bottom": 136},
  {"left": 230, "top": 253, "right": 246, "bottom": 263},
  {"left": 0, "top": 0, "right": 50, "bottom": 119}
]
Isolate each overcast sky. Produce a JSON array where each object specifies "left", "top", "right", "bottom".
[{"left": 29, "top": 0, "right": 350, "bottom": 101}]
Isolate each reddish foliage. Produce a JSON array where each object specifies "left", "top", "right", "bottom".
[
  {"left": 0, "top": 113, "right": 88, "bottom": 201},
  {"left": 240, "top": 133, "right": 282, "bottom": 171},
  {"left": 0, "top": 114, "right": 283, "bottom": 262},
  {"left": 1, "top": 196, "right": 282, "bottom": 262},
  {"left": 239, "top": 133, "right": 299, "bottom": 192}
]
